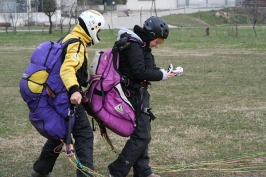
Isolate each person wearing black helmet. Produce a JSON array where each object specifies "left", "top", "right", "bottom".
[{"left": 108, "top": 16, "right": 181, "bottom": 177}]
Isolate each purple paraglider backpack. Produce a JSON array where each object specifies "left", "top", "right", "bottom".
[
  {"left": 19, "top": 37, "right": 83, "bottom": 140},
  {"left": 83, "top": 37, "right": 143, "bottom": 137}
]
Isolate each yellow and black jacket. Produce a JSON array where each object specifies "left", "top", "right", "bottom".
[{"left": 60, "top": 24, "right": 92, "bottom": 95}]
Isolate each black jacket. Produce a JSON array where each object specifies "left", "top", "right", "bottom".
[{"left": 119, "top": 41, "right": 163, "bottom": 84}]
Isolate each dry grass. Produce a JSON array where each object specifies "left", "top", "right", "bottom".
[{"left": 1, "top": 28, "right": 266, "bottom": 177}]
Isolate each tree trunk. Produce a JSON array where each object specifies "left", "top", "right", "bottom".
[
  {"left": 49, "top": 14, "right": 53, "bottom": 34},
  {"left": 235, "top": 19, "right": 238, "bottom": 37},
  {"left": 68, "top": 19, "right": 72, "bottom": 34},
  {"left": 253, "top": 19, "right": 257, "bottom": 37},
  {"left": 60, "top": 23, "right": 63, "bottom": 34}
]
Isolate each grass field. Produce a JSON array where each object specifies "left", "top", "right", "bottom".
[{"left": 1, "top": 14, "right": 266, "bottom": 177}]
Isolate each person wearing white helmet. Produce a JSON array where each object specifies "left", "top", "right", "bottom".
[{"left": 30, "top": 10, "right": 105, "bottom": 177}]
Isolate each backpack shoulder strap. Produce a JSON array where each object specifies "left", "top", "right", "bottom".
[
  {"left": 116, "top": 32, "right": 145, "bottom": 51},
  {"left": 58, "top": 37, "right": 85, "bottom": 62},
  {"left": 59, "top": 37, "right": 84, "bottom": 49}
]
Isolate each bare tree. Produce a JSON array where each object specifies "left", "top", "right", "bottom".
[
  {"left": 243, "top": 1, "right": 266, "bottom": 37},
  {"left": 26, "top": 3, "right": 35, "bottom": 32},
  {"left": 59, "top": 1, "right": 77, "bottom": 34},
  {"left": 59, "top": 1, "right": 67, "bottom": 34},
  {"left": 67, "top": 1, "right": 77, "bottom": 34},
  {"left": 251, "top": 0, "right": 259, "bottom": 37},
  {"left": 230, "top": 7, "right": 239, "bottom": 37},
  {"left": 234, "top": 3, "right": 266, "bottom": 37},
  {"left": 42, "top": 0, "right": 58, "bottom": 34},
  {"left": 151, "top": 0, "right": 157, "bottom": 17},
  {"left": 3, "top": 3, "right": 20, "bottom": 33}
]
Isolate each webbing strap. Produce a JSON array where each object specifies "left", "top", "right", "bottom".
[
  {"left": 66, "top": 104, "right": 75, "bottom": 155},
  {"left": 98, "top": 123, "right": 119, "bottom": 154}
]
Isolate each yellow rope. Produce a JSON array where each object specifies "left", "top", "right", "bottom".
[
  {"left": 68, "top": 157, "right": 106, "bottom": 177},
  {"left": 151, "top": 152, "right": 266, "bottom": 174},
  {"left": 64, "top": 132, "right": 266, "bottom": 175},
  {"left": 65, "top": 149, "right": 266, "bottom": 175}
]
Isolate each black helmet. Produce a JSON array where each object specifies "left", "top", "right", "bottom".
[{"left": 143, "top": 16, "right": 169, "bottom": 39}]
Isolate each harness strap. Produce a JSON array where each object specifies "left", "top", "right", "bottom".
[
  {"left": 66, "top": 104, "right": 76, "bottom": 155},
  {"left": 142, "top": 107, "right": 156, "bottom": 121},
  {"left": 121, "top": 75, "right": 150, "bottom": 90},
  {"left": 98, "top": 123, "right": 119, "bottom": 155}
]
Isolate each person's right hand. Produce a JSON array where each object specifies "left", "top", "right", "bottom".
[
  {"left": 70, "top": 91, "right": 82, "bottom": 104},
  {"left": 167, "top": 72, "right": 177, "bottom": 79}
]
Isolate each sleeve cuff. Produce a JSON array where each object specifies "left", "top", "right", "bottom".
[
  {"left": 69, "top": 85, "right": 80, "bottom": 95},
  {"left": 160, "top": 69, "right": 167, "bottom": 81}
]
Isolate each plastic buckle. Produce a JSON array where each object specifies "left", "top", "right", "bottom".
[{"left": 143, "top": 107, "right": 150, "bottom": 114}]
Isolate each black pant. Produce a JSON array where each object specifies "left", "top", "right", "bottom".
[
  {"left": 108, "top": 89, "right": 153, "bottom": 177},
  {"left": 33, "top": 104, "right": 94, "bottom": 177}
]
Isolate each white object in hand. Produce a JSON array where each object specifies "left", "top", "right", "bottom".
[
  {"left": 167, "top": 63, "right": 173, "bottom": 73},
  {"left": 172, "top": 66, "right": 183, "bottom": 76}
]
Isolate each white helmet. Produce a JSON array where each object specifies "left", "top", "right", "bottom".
[{"left": 78, "top": 10, "right": 105, "bottom": 45}]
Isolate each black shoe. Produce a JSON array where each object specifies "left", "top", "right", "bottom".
[{"left": 30, "top": 170, "right": 53, "bottom": 177}]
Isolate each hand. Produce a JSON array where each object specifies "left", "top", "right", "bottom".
[
  {"left": 70, "top": 91, "right": 82, "bottom": 104},
  {"left": 167, "top": 72, "right": 177, "bottom": 79}
]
